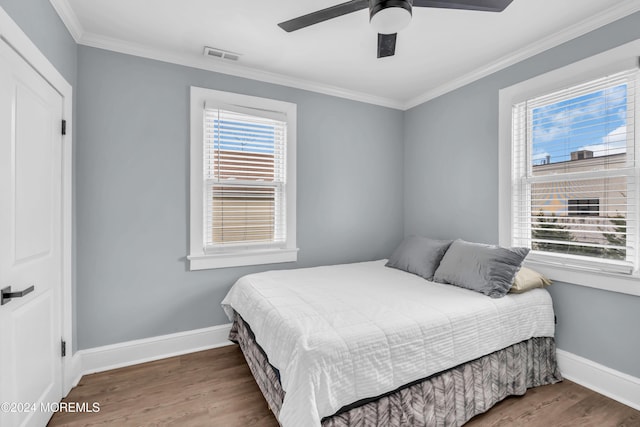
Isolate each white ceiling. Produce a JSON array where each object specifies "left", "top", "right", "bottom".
[{"left": 53, "top": 0, "right": 640, "bottom": 109}]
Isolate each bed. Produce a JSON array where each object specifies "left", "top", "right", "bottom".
[{"left": 221, "top": 260, "right": 562, "bottom": 427}]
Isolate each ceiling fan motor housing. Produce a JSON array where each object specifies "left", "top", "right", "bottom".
[{"left": 369, "top": 0, "right": 413, "bottom": 34}]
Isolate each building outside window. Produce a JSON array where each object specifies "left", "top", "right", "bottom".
[{"left": 568, "top": 198, "right": 599, "bottom": 217}]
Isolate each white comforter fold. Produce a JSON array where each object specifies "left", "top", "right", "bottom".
[{"left": 221, "top": 260, "right": 555, "bottom": 427}]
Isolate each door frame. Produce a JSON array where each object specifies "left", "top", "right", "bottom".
[{"left": 0, "top": 7, "right": 75, "bottom": 395}]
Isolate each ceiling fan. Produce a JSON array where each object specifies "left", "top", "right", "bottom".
[{"left": 278, "top": 0, "right": 514, "bottom": 58}]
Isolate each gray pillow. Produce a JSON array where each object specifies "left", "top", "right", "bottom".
[
  {"left": 385, "top": 236, "right": 452, "bottom": 280},
  {"left": 433, "top": 239, "right": 529, "bottom": 298}
]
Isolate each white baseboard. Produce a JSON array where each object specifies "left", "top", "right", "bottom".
[
  {"left": 556, "top": 348, "right": 640, "bottom": 411},
  {"left": 68, "top": 332, "right": 640, "bottom": 414},
  {"left": 74, "top": 324, "right": 233, "bottom": 379}
]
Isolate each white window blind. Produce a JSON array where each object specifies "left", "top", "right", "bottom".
[
  {"left": 203, "top": 108, "right": 287, "bottom": 250},
  {"left": 511, "top": 68, "right": 639, "bottom": 274}
]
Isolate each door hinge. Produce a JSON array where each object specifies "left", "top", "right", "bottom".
[
  {"left": 61, "top": 340, "right": 67, "bottom": 357},
  {"left": 61, "top": 119, "right": 67, "bottom": 136}
]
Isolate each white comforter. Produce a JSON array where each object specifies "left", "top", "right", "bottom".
[{"left": 221, "top": 260, "right": 555, "bottom": 427}]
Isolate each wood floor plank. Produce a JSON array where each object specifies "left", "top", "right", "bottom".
[
  {"left": 48, "top": 345, "right": 639, "bottom": 427},
  {"left": 466, "top": 380, "right": 592, "bottom": 426}
]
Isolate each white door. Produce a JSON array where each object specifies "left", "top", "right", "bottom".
[{"left": 0, "top": 38, "right": 64, "bottom": 427}]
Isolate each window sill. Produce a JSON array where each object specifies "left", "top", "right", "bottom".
[
  {"left": 188, "top": 248, "right": 299, "bottom": 270},
  {"left": 524, "top": 258, "right": 640, "bottom": 297}
]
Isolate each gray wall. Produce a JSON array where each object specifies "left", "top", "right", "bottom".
[
  {"left": 76, "top": 46, "right": 404, "bottom": 349},
  {"left": 0, "top": 0, "right": 76, "bottom": 84},
  {"left": 404, "top": 12, "right": 640, "bottom": 377}
]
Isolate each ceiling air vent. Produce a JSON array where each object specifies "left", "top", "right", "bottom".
[{"left": 203, "top": 46, "right": 241, "bottom": 61}]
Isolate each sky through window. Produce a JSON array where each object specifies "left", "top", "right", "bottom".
[
  {"left": 213, "top": 119, "right": 276, "bottom": 154},
  {"left": 531, "top": 83, "right": 627, "bottom": 165}
]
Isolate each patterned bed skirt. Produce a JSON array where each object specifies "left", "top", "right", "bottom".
[{"left": 229, "top": 312, "right": 563, "bottom": 427}]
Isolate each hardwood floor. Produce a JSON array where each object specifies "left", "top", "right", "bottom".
[{"left": 48, "top": 345, "right": 639, "bottom": 427}]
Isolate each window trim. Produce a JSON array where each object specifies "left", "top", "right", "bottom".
[
  {"left": 499, "top": 39, "right": 640, "bottom": 297},
  {"left": 188, "top": 87, "right": 297, "bottom": 270}
]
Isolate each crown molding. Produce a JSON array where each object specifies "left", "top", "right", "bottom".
[
  {"left": 49, "top": 0, "right": 83, "bottom": 42},
  {"left": 50, "top": 0, "right": 640, "bottom": 111},
  {"left": 48, "top": 0, "right": 403, "bottom": 109},
  {"left": 79, "top": 32, "right": 405, "bottom": 110},
  {"left": 403, "top": 0, "right": 640, "bottom": 109}
]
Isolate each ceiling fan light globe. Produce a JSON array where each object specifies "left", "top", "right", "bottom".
[{"left": 370, "top": 2, "right": 412, "bottom": 34}]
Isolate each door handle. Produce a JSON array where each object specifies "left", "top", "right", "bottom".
[{"left": 1, "top": 285, "right": 35, "bottom": 306}]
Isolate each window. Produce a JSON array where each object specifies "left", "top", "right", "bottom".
[
  {"left": 512, "top": 69, "right": 637, "bottom": 272},
  {"left": 188, "top": 87, "right": 297, "bottom": 270},
  {"left": 499, "top": 40, "right": 640, "bottom": 296},
  {"left": 206, "top": 109, "right": 285, "bottom": 246},
  {"left": 568, "top": 199, "right": 599, "bottom": 217}
]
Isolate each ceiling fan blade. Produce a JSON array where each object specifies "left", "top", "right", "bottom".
[
  {"left": 413, "top": 0, "right": 514, "bottom": 12},
  {"left": 377, "top": 33, "right": 397, "bottom": 58},
  {"left": 278, "top": 0, "right": 369, "bottom": 32}
]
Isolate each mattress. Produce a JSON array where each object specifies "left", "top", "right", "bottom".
[{"left": 221, "top": 260, "right": 555, "bottom": 427}]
